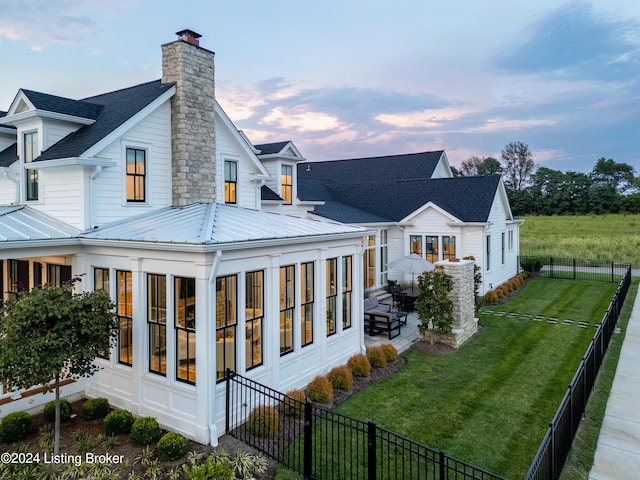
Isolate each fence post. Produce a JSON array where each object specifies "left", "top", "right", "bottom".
[
  {"left": 368, "top": 421, "right": 377, "bottom": 480},
  {"left": 549, "top": 422, "right": 556, "bottom": 480},
  {"left": 573, "top": 258, "right": 576, "bottom": 280},
  {"left": 439, "top": 450, "right": 445, "bottom": 480},
  {"left": 550, "top": 257, "right": 554, "bottom": 278},
  {"left": 611, "top": 262, "right": 614, "bottom": 283},
  {"left": 225, "top": 368, "right": 231, "bottom": 435},
  {"left": 304, "top": 402, "right": 313, "bottom": 479}
]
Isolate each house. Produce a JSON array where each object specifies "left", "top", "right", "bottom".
[
  {"left": 0, "top": 30, "right": 368, "bottom": 445},
  {"left": 260, "top": 149, "right": 522, "bottom": 294}
]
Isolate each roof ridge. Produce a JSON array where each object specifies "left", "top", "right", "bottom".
[
  {"left": 308, "top": 150, "right": 444, "bottom": 164},
  {"left": 81, "top": 79, "right": 168, "bottom": 101}
]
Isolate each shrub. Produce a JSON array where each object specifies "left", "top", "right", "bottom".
[
  {"left": 494, "top": 288, "right": 504, "bottom": 299},
  {"left": 327, "top": 366, "right": 353, "bottom": 391},
  {"left": 82, "top": 397, "right": 111, "bottom": 421},
  {"left": 248, "top": 406, "right": 279, "bottom": 438},
  {"left": 157, "top": 431, "right": 187, "bottom": 461},
  {"left": 282, "top": 389, "right": 305, "bottom": 419},
  {"left": 130, "top": 416, "right": 161, "bottom": 446},
  {"left": 367, "top": 346, "right": 387, "bottom": 368},
  {"left": 380, "top": 343, "right": 398, "bottom": 362},
  {"left": 484, "top": 290, "right": 498, "bottom": 304},
  {"left": 43, "top": 399, "right": 72, "bottom": 423},
  {"left": 521, "top": 256, "right": 543, "bottom": 273},
  {"left": 347, "top": 354, "right": 371, "bottom": 377},
  {"left": 306, "top": 375, "right": 333, "bottom": 404},
  {"left": 103, "top": 409, "right": 134, "bottom": 436},
  {"left": 520, "top": 271, "right": 530, "bottom": 280},
  {"left": 0, "top": 411, "right": 33, "bottom": 443}
]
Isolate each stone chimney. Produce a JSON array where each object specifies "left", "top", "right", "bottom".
[{"left": 162, "top": 29, "right": 216, "bottom": 206}]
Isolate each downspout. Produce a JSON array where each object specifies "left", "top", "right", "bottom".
[
  {"left": 1, "top": 168, "right": 20, "bottom": 205},
  {"left": 89, "top": 166, "right": 103, "bottom": 229},
  {"left": 207, "top": 250, "right": 223, "bottom": 446}
]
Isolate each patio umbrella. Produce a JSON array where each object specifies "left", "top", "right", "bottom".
[{"left": 387, "top": 253, "right": 435, "bottom": 287}]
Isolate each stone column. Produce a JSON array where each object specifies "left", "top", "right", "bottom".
[{"left": 426, "top": 259, "right": 478, "bottom": 348}]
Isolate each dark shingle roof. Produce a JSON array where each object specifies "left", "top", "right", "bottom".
[
  {"left": 20, "top": 89, "right": 103, "bottom": 120},
  {"left": 261, "top": 185, "right": 282, "bottom": 201},
  {"left": 297, "top": 152, "right": 501, "bottom": 223},
  {"left": 35, "top": 80, "right": 174, "bottom": 162},
  {"left": 0, "top": 143, "right": 17, "bottom": 167},
  {"left": 254, "top": 141, "right": 290, "bottom": 155},
  {"left": 0, "top": 111, "right": 15, "bottom": 131}
]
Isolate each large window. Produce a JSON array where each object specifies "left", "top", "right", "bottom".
[
  {"left": 216, "top": 275, "right": 236, "bottom": 382},
  {"left": 126, "top": 147, "right": 146, "bottom": 202},
  {"left": 116, "top": 270, "right": 133, "bottom": 366},
  {"left": 301, "top": 262, "right": 314, "bottom": 347},
  {"left": 148, "top": 274, "right": 167, "bottom": 376},
  {"left": 410, "top": 235, "right": 423, "bottom": 256},
  {"left": 380, "top": 230, "right": 388, "bottom": 284},
  {"left": 8, "top": 259, "right": 28, "bottom": 293},
  {"left": 364, "top": 235, "right": 376, "bottom": 289},
  {"left": 442, "top": 236, "right": 456, "bottom": 260},
  {"left": 280, "top": 265, "right": 295, "bottom": 355},
  {"left": 326, "top": 258, "right": 337, "bottom": 336},
  {"left": 224, "top": 160, "right": 237, "bottom": 204},
  {"left": 486, "top": 235, "right": 491, "bottom": 271},
  {"left": 246, "top": 271, "right": 263, "bottom": 371},
  {"left": 281, "top": 165, "right": 293, "bottom": 204},
  {"left": 342, "top": 256, "right": 352, "bottom": 330},
  {"left": 46, "top": 264, "right": 72, "bottom": 287},
  {"left": 24, "top": 131, "right": 38, "bottom": 201},
  {"left": 176, "top": 276, "right": 196, "bottom": 384},
  {"left": 426, "top": 236, "right": 438, "bottom": 263},
  {"left": 94, "top": 268, "right": 110, "bottom": 359}
]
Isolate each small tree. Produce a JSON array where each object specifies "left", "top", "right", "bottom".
[
  {"left": 0, "top": 281, "right": 117, "bottom": 454},
  {"left": 414, "top": 266, "right": 454, "bottom": 335}
]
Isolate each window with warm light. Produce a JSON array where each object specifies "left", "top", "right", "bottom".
[
  {"left": 246, "top": 271, "right": 263, "bottom": 371},
  {"left": 148, "top": 274, "right": 167, "bottom": 376},
  {"left": 426, "top": 236, "right": 438, "bottom": 263},
  {"left": 442, "top": 236, "right": 456, "bottom": 260},
  {"left": 280, "top": 265, "right": 295, "bottom": 355},
  {"left": 126, "top": 148, "right": 146, "bottom": 202},
  {"left": 224, "top": 160, "right": 237, "bottom": 204},
  {"left": 281, "top": 165, "right": 293, "bottom": 204},
  {"left": 117, "top": 270, "right": 133, "bottom": 366},
  {"left": 326, "top": 258, "right": 337, "bottom": 336},
  {"left": 342, "top": 256, "right": 352, "bottom": 330},
  {"left": 176, "top": 276, "right": 196, "bottom": 384},
  {"left": 301, "top": 262, "right": 314, "bottom": 347}
]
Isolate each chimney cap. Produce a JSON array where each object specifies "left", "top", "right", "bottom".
[{"left": 175, "top": 29, "right": 202, "bottom": 46}]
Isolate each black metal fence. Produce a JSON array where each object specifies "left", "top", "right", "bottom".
[
  {"left": 226, "top": 371, "right": 507, "bottom": 480},
  {"left": 519, "top": 256, "right": 629, "bottom": 283},
  {"left": 524, "top": 265, "right": 632, "bottom": 480}
]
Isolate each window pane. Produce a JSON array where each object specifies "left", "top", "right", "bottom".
[
  {"left": 426, "top": 236, "right": 438, "bottom": 263},
  {"left": 176, "top": 276, "right": 197, "bottom": 384},
  {"left": 246, "top": 271, "right": 263, "bottom": 370},
  {"left": 301, "top": 263, "right": 314, "bottom": 347},
  {"left": 342, "top": 256, "right": 352, "bottom": 329},
  {"left": 410, "top": 235, "right": 423, "bottom": 256},
  {"left": 117, "top": 271, "right": 133, "bottom": 366},
  {"left": 442, "top": 236, "right": 456, "bottom": 260},
  {"left": 326, "top": 258, "right": 337, "bottom": 336},
  {"left": 280, "top": 266, "right": 294, "bottom": 355},
  {"left": 216, "top": 275, "right": 237, "bottom": 381}
]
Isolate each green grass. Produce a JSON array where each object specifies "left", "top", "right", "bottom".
[
  {"left": 520, "top": 214, "right": 640, "bottom": 268},
  {"left": 559, "top": 279, "right": 639, "bottom": 480},
  {"left": 330, "top": 278, "right": 619, "bottom": 479}
]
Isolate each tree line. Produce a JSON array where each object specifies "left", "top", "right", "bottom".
[{"left": 452, "top": 141, "right": 640, "bottom": 216}]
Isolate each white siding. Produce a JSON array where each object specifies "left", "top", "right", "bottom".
[
  {"left": 482, "top": 192, "right": 518, "bottom": 293},
  {"left": 42, "top": 120, "right": 81, "bottom": 150},
  {"left": 0, "top": 162, "right": 19, "bottom": 205},
  {"left": 431, "top": 153, "right": 453, "bottom": 179},
  {"left": 31, "top": 166, "right": 85, "bottom": 228},
  {"left": 0, "top": 132, "right": 15, "bottom": 152},
  {"left": 92, "top": 102, "right": 172, "bottom": 226}
]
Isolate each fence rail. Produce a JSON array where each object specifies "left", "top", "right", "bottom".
[
  {"left": 519, "top": 256, "right": 629, "bottom": 283},
  {"left": 524, "top": 265, "right": 632, "bottom": 479},
  {"left": 226, "top": 370, "right": 506, "bottom": 480}
]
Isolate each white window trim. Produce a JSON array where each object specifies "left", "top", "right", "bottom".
[{"left": 121, "top": 140, "right": 152, "bottom": 206}]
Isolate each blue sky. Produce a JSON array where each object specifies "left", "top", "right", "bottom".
[{"left": 1, "top": 0, "right": 638, "bottom": 173}]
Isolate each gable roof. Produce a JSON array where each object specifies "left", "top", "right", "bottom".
[
  {"left": 297, "top": 151, "right": 503, "bottom": 224},
  {"left": 30, "top": 80, "right": 174, "bottom": 162},
  {"left": 255, "top": 141, "right": 290, "bottom": 155},
  {"left": 19, "top": 89, "right": 103, "bottom": 120}
]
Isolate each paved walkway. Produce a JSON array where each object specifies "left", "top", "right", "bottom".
[
  {"left": 590, "top": 286, "right": 640, "bottom": 479},
  {"left": 364, "top": 310, "right": 420, "bottom": 354}
]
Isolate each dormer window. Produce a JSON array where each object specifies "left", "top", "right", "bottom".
[
  {"left": 126, "top": 147, "right": 146, "bottom": 202},
  {"left": 224, "top": 160, "right": 237, "bottom": 204},
  {"left": 24, "top": 131, "right": 38, "bottom": 201},
  {"left": 281, "top": 164, "right": 293, "bottom": 205}
]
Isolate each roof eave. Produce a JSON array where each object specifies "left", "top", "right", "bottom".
[
  {"left": 29, "top": 157, "right": 117, "bottom": 169},
  {"left": 1, "top": 109, "right": 96, "bottom": 127}
]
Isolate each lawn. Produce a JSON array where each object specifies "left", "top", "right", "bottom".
[
  {"left": 520, "top": 214, "right": 640, "bottom": 268},
  {"left": 333, "top": 278, "right": 619, "bottom": 479}
]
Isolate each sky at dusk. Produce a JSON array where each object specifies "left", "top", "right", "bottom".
[{"left": 1, "top": 0, "right": 638, "bottom": 173}]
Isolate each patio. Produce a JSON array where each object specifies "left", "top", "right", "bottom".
[{"left": 364, "top": 309, "right": 421, "bottom": 353}]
